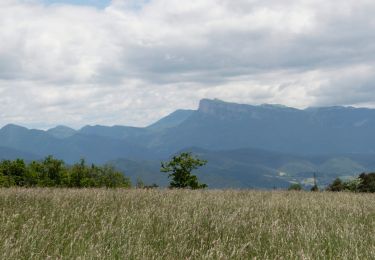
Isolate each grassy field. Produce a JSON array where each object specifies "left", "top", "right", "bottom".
[{"left": 0, "top": 189, "right": 374, "bottom": 259}]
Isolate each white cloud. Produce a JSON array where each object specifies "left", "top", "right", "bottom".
[{"left": 1, "top": 0, "right": 375, "bottom": 128}]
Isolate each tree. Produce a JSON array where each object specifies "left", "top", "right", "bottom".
[
  {"left": 0, "top": 159, "right": 27, "bottom": 186},
  {"left": 98, "top": 164, "right": 131, "bottom": 188},
  {"left": 344, "top": 177, "right": 362, "bottom": 192},
  {"left": 311, "top": 172, "right": 319, "bottom": 192},
  {"left": 0, "top": 160, "right": 16, "bottom": 187},
  {"left": 327, "top": 177, "right": 362, "bottom": 192},
  {"left": 288, "top": 183, "right": 302, "bottom": 191},
  {"left": 327, "top": 178, "right": 344, "bottom": 191},
  {"left": 39, "top": 156, "right": 66, "bottom": 186},
  {"left": 70, "top": 159, "right": 89, "bottom": 187},
  {"left": 161, "top": 152, "right": 207, "bottom": 189},
  {"left": 0, "top": 157, "right": 131, "bottom": 188},
  {"left": 358, "top": 173, "right": 375, "bottom": 192}
]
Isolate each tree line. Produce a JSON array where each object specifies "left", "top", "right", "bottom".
[
  {"left": 3, "top": 152, "right": 374, "bottom": 192},
  {"left": 326, "top": 173, "right": 375, "bottom": 192},
  {"left": 288, "top": 172, "right": 375, "bottom": 192},
  {"left": 0, "top": 156, "right": 131, "bottom": 188},
  {"left": 0, "top": 152, "right": 208, "bottom": 189}
]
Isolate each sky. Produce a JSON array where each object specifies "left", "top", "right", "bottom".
[
  {"left": 43, "top": 0, "right": 112, "bottom": 9},
  {"left": 1, "top": 0, "right": 375, "bottom": 129}
]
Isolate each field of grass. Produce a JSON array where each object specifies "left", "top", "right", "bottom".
[{"left": 0, "top": 189, "right": 374, "bottom": 259}]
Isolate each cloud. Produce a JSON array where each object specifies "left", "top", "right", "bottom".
[{"left": 1, "top": 0, "right": 375, "bottom": 128}]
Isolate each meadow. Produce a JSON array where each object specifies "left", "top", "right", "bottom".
[{"left": 0, "top": 189, "right": 374, "bottom": 259}]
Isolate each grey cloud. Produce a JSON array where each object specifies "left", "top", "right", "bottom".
[
  {"left": 309, "top": 65, "right": 375, "bottom": 106},
  {"left": 117, "top": 0, "right": 375, "bottom": 84},
  {"left": 1, "top": 0, "right": 375, "bottom": 128}
]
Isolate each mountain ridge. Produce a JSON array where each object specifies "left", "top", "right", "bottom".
[
  {"left": 2, "top": 99, "right": 373, "bottom": 131},
  {"left": 1, "top": 98, "right": 375, "bottom": 188}
]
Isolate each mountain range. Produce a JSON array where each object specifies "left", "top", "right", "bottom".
[{"left": 1, "top": 99, "right": 374, "bottom": 188}]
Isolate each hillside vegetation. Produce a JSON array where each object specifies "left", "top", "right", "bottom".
[{"left": 0, "top": 189, "right": 374, "bottom": 259}]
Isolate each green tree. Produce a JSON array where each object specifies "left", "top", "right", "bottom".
[
  {"left": 343, "top": 178, "right": 362, "bottom": 192},
  {"left": 38, "top": 156, "right": 66, "bottom": 186},
  {"left": 288, "top": 183, "right": 302, "bottom": 191},
  {"left": 0, "top": 159, "right": 27, "bottom": 186},
  {"left": 327, "top": 177, "right": 363, "bottom": 192},
  {"left": 23, "top": 162, "right": 39, "bottom": 187},
  {"left": 98, "top": 164, "right": 131, "bottom": 188},
  {"left": 0, "top": 160, "right": 16, "bottom": 187},
  {"left": 327, "top": 178, "right": 344, "bottom": 192},
  {"left": 69, "top": 159, "right": 89, "bottom": 187},
  {"left": 161, "top": 152, "right": 207, "bottom": 189},
  {"left": 0, "top": 157, "right": 131, "bottom": 188},
  {"left": 358, "top": 173, "right": 375, "bottom": 192}
]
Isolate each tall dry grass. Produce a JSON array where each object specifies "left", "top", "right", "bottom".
[{"left": 0, "top": 188, "right": 374, "bottom": 259}]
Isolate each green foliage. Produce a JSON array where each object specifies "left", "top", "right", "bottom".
[
  {"left": 327, "top": 178, "right": 345, "bottom": 192},
  {"left": 0, "top": 159, "right": 27, "bottom": 187},
  {"left": 288, "top": 183, "right": 302, "bottom": 191},
  {"left": 161, "top": 152, "right": 207, "bottom": 189},
  {"left": 0, "top": 156, "right": 131, "bottom": 188},
  {"left": 358, "top": 173, "right": 375, "bottom": 192},
  {"left": 344, "top": 178, "right": 362, "bottom": 192},
  {"left": 327, "top": 176, "right": 365, "bottom": 192}
]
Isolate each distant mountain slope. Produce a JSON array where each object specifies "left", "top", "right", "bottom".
[
  {"left": 2, "top": 99, "right": 375, "bottom": 188},
  {"left": 76, "top": 109, "right": 194, "bottom": 145},
  {"left": 0, "top": 124, "right": 64, "bottom": 157},
  {"left": 110, "top": 147, "right": 373, "bottom": 189},
  {"left": 0, "top": 146, "right": 40, "bottom": 161},
  {"left": 56, "top": 133, "right": 158, "bottom": 163},
  {"left": 47, "top": 125, "right": 77, "bottom": 138},
  {"left": 108, "top": 159, "right": 167, "bottom": 186},
  {"left": 79, "top": 125, "right": 149, "bottom": 140},
  {"left": 39, "top": 99, "right": 375, "bottom": 157},
  {"left": 0, "top": 124, "right": 158, "bottom": 164},
  {"left": 145, "top": 99, "right": 375, "bottom": 155},
  {"left": 147, "top": 109, "right": 194, "bottom": 130}
]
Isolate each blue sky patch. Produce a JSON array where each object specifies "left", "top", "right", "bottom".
[{"left": 43, "top": 0, "right": 111, "bottom": 9}]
